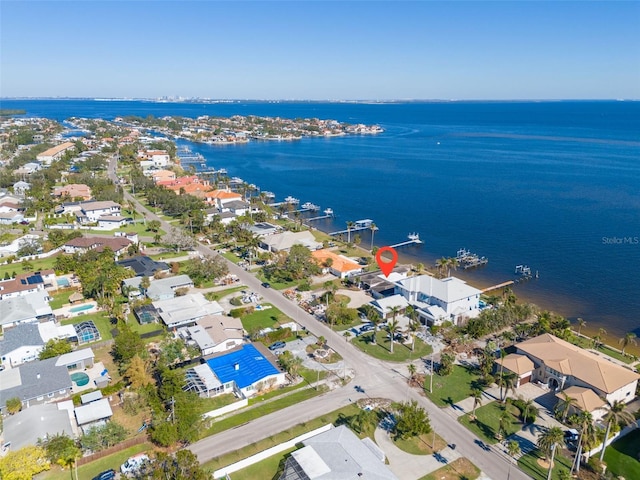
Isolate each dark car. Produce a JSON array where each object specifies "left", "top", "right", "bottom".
[
  {"left": 92, "top": 469, "right": 116, "bottom": 480},
  {"left": 268, "top": 341, "right": 286, "bottom": 351},
  {"left": 360, "top": 324, "right": 374, "bottom": 332},
  {"left": 261, "top": 282, "right": 271, "bottom": 288}
]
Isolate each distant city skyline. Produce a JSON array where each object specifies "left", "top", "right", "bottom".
[{"left": 1, "top": 1, "right": 639, "bottom": 100}]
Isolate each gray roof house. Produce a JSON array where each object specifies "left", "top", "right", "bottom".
[
  {"left": 3, "top": 403, "right": 74, "bottom": 450},
  {"left": 0, "top": 323, "right": 45, "bottom": 368},
  {"left": 279, "top": 425, "right": 398, "bottom": 480},
  {"left": 117, "top": 256, "right": 170, "bottom": 277},
  {"left": 0, "top": 290, "right": 54, "bottom": 328},
  {"left": 0, "top": 356, "right": 72, "bottom": 412},
  {"left": 152, "top": 293, "right": 224, "bottom": 329},
  {"left": 74, "top": 397, "right": 113, "bottom": 433},
  {"left": 146, "top": 274, "right": 194, "bottom": 301}
]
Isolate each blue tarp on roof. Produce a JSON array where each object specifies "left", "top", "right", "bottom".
[{"left": 206, "top": 344, "right": 279, "bottom": 389}]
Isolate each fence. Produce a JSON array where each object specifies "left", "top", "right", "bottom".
[
  {"left": 203, "top": 398, "right": 249, "bottom": 419},
  {"left": 213, "top": 424, "right": 333, "bottom": 479},
  {"left": 77, "top": 436, "right": 147, "bottom": 466}
]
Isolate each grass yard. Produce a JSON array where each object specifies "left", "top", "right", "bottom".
[
  {"left": 571, "top": 335, "right": 634, "bottom": 364},
  {"left": 200, "top": 387, "right": 326, "bottom": 439},
  {"left": 517, "top": 448, "right": 573, "bottom": 480},
  {"left": 197, "top": 393, "right": 238, "bottom": 415},
  {"left": 420, "top": 457, "right": 481, "bottom": 480},
  {"left": 0, "top": 253, "right": 59, "bottom": 278},
  {"left": 204, "top": 285, "right": 246, "bottom": 302},
  {"left": 37, "top": 443, "right": 152, "bottom": 480},
  {"left": 221, "top": 251, "right": 242, "bottom": 264},
  {"left": 394, "top": 432, "right": 448, "bottom": 455},
  {"left": 61, "top": 312, "right": 114, "bottom": 342},
  {"left": 147, "top": 250, "right": 190, "bottom": 261},
  {"left": 423, "top": 364, "right": 483, "bottom": 407},
  {"left": 84, "top": 220, "right": 165, "bottom": 238},
  {"left": 202, "top": 404, "right": 360, "bottom": 472},
  {"left": 256, "top": 271, "right": 299, "bottom": 291},
  {"left": 351, "top": 330, "right": 432, "bottom": 362},
  {"left": 48, "top": 289, "right": 78, "bottom": 309},
  {"left": 240, "top": 304, "right": 289, "bottom": 331},
  {"left": 603, "top": 428, "right": 640, "bottom": 480},
  {"left": 223, "top": 447, "right": 295, "bottom": 480},
  {"left": 458, "top": 401, "right": 521, "bottom": 445}
]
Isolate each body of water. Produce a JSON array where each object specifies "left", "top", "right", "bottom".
[{"left": 3, "top": 99, "right": 639, "bottom": 338}]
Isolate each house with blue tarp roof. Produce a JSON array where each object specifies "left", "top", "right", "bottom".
[{"left": 204, "top": 343, "right": 285, "bottom": 398}]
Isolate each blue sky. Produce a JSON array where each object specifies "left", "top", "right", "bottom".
[{"left": 1, "top": 1, "right": 639, "bottom": 100}]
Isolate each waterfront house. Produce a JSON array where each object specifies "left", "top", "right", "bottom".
[
  {"left": 311, "top": 249, "right": 363, "bottom": 279},
  {"left": 138, "top": 149, "right": 171, "bottom": 169},
  {"left": 203, "top": 188, "right": 242, "bottom": 209},
  {"left": 149, "top": 169, "right": 176, "bottom": 183},
  {"left": 513, "top": 334, "right": 639, "bottom": 406},
  {"left": 63, "top": 236, "right": 132, "bottom": 258},
  {"left": 259, "top": 230, "right": 322, "bottom": 253},
  {"left": 394, "top": 275, "right": 482, "bottom": 326}
]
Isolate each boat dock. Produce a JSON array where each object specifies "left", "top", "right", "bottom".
[
  {"left": 480, "top": 281, "right": 515, "bottom": 293},
  {"left": 307, "top": 214, "right": 333, "bottom": 221},
  {"left": 456, "top": 248, "right": 489, "bottom": 269},
  {"left": 514, "top": 265, "right": 538, "bottom": 283},
  {"left": 389, "top": 233, "right": 423, "bottom": 248}
]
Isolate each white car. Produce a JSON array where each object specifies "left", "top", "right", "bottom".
[{"left": 121, "top": 453, "right": 149, "bottom": 475}]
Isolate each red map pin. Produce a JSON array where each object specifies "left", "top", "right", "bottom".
[{"left": 375, "top": 246, "right": 398, "bottom": 277}]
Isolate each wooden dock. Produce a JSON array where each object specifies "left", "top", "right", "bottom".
[
  {"left": 329, "top": 225, "right": 373, "bottom": 236},
  {"left": 462, "top": 258, "right": 489, "bottom": 269},
  {"left": 307, "top": 214, "right": 333, "bottom": 221},
  {"left": 480, "top": 281, "right": 515, "bottom": 293}
]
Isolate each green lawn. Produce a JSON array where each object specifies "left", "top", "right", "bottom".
[
  {"left": 84, "top": 220, "right": 165, "bottom": 238},
  {"left": 394, "top": 432, "right": 448, "bottom": 455},
  {"left": 200, "top": 387, "right": 326, "bottom": 439},
  {"left": 127, "top": 317, "right": 165, "bottom": 337},
  {"left": 420, "top": 458, "right": 481, "bottom": 480},
  {"left": 37, "top": 443, "right": 152, "bottom": 480},
  {"left": 147, "top": 250, "right": 190, "bottom": 261},
  {"left": 517, "top": 449, "right": 573, "bottom": 480},
  {"left": 197, "top": 393, "right": 238, "bottom": 415},
  {"left": 603, "top": 428, "right": 640, "bottom": 480},
  {"left": 458, "top": 401, "right": 521, "bottom": 445},
  {"left": 351, "top": 330, "right": 432, "bottom": 362},
  {"left": 0, "top": 254, "right": 60, "bottom": 278},
  {"left": 240, "top": 304, "right": 290, "bottom": 331},
  {"left": 49, "top": 290, "right": 76, "bottom": 309},
  {"left": 571, "top": 335, "right": 634, "bottom": 364},
  {"left": 423, "top": 364, "right": 482, "bottom": 407},
  {"left": 204, "top": 285, "right": 247, "bottom": 302},
  {"left": 202, "top": 404, "right": 360, "bottom": 473},
  {"left": 222, "top": 447, "right": 295, "bottom": 480},
  {"left": 256, "top": 271, "right": 299, "bottom": 290},
  {"left": 221, "top": 251, "right": 242, "bottom": 264},
  {"left": 61, "top": 312, "right": 114, "bottom": 342}
]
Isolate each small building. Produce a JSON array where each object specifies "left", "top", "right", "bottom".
[
  {"left": 74, "top": 398, "right": 113, "bottom": 433},
  {"left": 55, "top": 348, "right": 94, "bottom": 371},
  {"left": 80, "top": 390, "right": 103, "bottom": 405},
  {"left": 204, "top": 343, "right": 285, "bottom": 398},
  {"left": 247, "top": 222, "right": 279, "bottom": 237},
  {"left": 97, "top": 215, "right": 131, "bottom": 230},
  {"left": 146, "top": 274, "right": 194, "bottom": 301}
]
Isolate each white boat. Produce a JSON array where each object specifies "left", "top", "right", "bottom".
[
  {"left": 262, "top": 191, "right": 275, "bottom": 198},
  {"left": 301, "top": 202, "right": 319, "bottom": 210},
  {"left": 284, "top": 196, "right": 299, "bottom": 204},
  {"left": 355, "top": 219, "right": 373, "bottom": 228},
  {"left": 408, "top": 233, "right": 421, "bottom": 241},
  {"left": 323, "top": 208, "right": 334, "bottom": 216}
]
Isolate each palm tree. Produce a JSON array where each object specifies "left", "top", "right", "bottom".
[
  {"left": 555, "top": 391, "right": 579, "bottom": 423},
  {"left": 369, "top": 222, "right": 376, "bottom": 251},
  {"left": 498, "top": 349, "right": 506, "bottom": 401},
  {"left": 506, "top": 440, "right": 521, "bottom": 480},
  {"left": 387, "top": 318, "right": 400, "bottom": 354},
  {"left": 576, "top": 317, "right": 586, "bottom": 336},
  {"left": 537, "top": 426, "right": 564, "bottom": 480},
  {"left": 497, "top": 408, "right": 511, "bottom": 440},
  {"left": 435, "top": 257, "right": 448, "bottom": 278},
  {"left": 446, "top": 256, "right": 459, "bottom": 277},
  {"left": 407, "top": 363, "right": 417, "bottom": 383},
  {"left": 521, "top": 397, "right": 537, "bottom": 424},
  {"left": 502, "top": 371, "right": 518, "bottom": 403},
  {"left": 619, "top": 332, "right": 637, "bottom": 355},
  {"left": 570, "top": 411, "right": 595, "bottom": 475},
  {"left": 470, "top": 388, "right": 483, "bottom": 419},
  {"left": 408, "top": 320, "right": 420, "bottom": 352},
  {"left": 599, "top": 400, "right": 635, "bottom": 461},
  {"left": 346, "top": 221, "right": 355, "bottom": 244}
]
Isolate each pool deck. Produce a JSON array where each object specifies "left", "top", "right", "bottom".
[
  {"left": 70, "top": 361, "right": 106, "bottom": 394},
  {"left": 53, "top": 301, "right": 98, "bottom": 319}
]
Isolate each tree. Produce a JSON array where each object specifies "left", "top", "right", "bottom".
[
  {"left": 186, "top": 255, "right": 228, "bottom": 286},
  {"left": 125, "top": 354, "right": 154, "bottom": 389},
  {"left": 497, "top": 408, "right": 512, "bottom": 440},
  {"left": 387, "top": 318, "right": 400, "bottom": 354},
  {"left": 348, "top": 408, "right": 377, "bottom": 435},
  {"left": 369, "top": 222, "right": 376, "bottom": 251},
  {"left": 521, "top": 397, "right": 537, "bottom": 424},
  {"left": 599, "top": 399, "right": 635, "bottom": 461},
  {"left": 407, "top": 363, "right": 417, "bottom": 383},
  {"left": 39, "top": 433, "right": 80, "bottom": 473},
  {"left": 147, "top": 219, "right": 161, "bottom": 232},
  {"left": 555, "top": 391, "right": 579, "bottom": 423},
  {"left": 163, "top": 227, "right": 195, "bottom": 251},
  {"left": 501, "top": 371, "right": 518, "bottom": 403},
  {"left": 506, "top": 440, "right": 521, "bottom": 480},
  {"left": 146, "top": 450, "right": 209, "bottom": 480},
  {"left": 111, "top": 321, "right": 146, "bottom": 371},
  {"left": 570, "top": 411, "right": 596, "bottom": 475},
  {"left": 392, "top": 400, "right": 431, "bottom": 440},
  {"left": 470, "top": 388, "right": 483, "bottom": 419},
  {"left": 619, "top": 332, "right": 637, "bottom": 355},
  {"left": 438, "top": 351, "right": 455, "bottom": 376},
  {"left": 346, "top": 221, "right": 355, "bottom": 244},
  {"left": 0, "top": 445, "right": 50, "bottom": 480},
  {"left": 576, "top": 317, "right": 586, "bottom": 336},
  {"left": 435, "top": 257, "right": 448, "bottom": 278},
  {"left": 6, "top": 396, "right": 22, "bottom": 414},
  {"left": 408, "top": 319, "right": 420, "bottom": 352},
  {"left": 38, "top": 338, "right": 72, "bottom": 360},
  {"left": 537, "top": 426, "right": 565, "bottom": 480}
]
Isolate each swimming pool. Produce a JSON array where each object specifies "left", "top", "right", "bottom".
[
  {"left": 57, "top": 278, "right": 70, "bottom": 287},
  {"left": 70, "top": 372, "right": 90, "bottom": 387},
  {"left": 70, "top": 304, "right": 94, "bottom": 313}
]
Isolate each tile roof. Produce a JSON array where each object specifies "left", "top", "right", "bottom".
[
  {"left": 559, "top": 386, "right": 607, "bottom": 413},
  {"left": 311, "top": 249, "right": 362, "bottom": 274},
  {"left": 499, "top": 353, "right": 535, "bottom": 375}
]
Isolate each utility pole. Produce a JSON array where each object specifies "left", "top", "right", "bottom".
[{"left": 430, "top": 351, "right": 434, "bottom": 393}]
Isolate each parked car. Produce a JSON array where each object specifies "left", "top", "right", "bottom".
[
  {"left": 268, "top": 341, "right": 286, "bottom": 351},
  {"left": 261, "top": 282, "right": 271, "bottom": 288},
  {"left": 360, "top": 324, "right": 375, "bottom": 332},
  {"left": 121, "top": 453, "right": 150, "bottom": 476},
  {"left": 92, "top": 469, "right": 116, "bottom": 480},
  {"left": 564, "top": 429, "right": 579, "bottom": 443}
]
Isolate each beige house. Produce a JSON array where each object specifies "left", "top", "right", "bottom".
[
  {"left": 496, "top": 353, "right": 535, "bottom": 388},
  {"left": 37, "top": 142, "right": 75, "bottom": 165},
  {"left": 178, "top": 315, "right": 244, "bottom": 356},
  {"left": 513, "top": 334, "right": 639, "bottom": 406}
]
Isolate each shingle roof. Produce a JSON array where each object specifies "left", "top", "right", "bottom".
[
  {"left": 116, "top": 255, "right": 170, "bottom": 277},
  {"left": 0, "top": 357, "right": 72, "bottom": 409},
  {"left": 0, "top": 323, "right": 44, "bottom": 357},
  {"left": 4, "top": 403, "right": 74, "bottom": 449},
  {"left": 517, "top": 334, "right": 640, "bottom": 394}
]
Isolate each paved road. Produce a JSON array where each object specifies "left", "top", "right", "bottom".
[{"left": 108, "top": 157, "right": 529, "bottom": 480}]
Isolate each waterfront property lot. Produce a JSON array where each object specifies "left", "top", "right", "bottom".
[
  {"left": 603, "top": 428, "right": 640, "bottom": 480},
  {"left": 458, "top": 401, "right": 521, "bottom": 445},
  {"left": 517, "top": 448, "right": 572, "bottom": 480},
  {"left": 422, "top": 365, "right": 483, "bottom": 407},
  {"left": 352, "top": 329, "right": 432, "bottom": 362}
]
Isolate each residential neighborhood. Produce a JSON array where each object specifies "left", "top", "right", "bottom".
[{"left": 0, "top": 113, "right": 638, "bottom": 480}]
